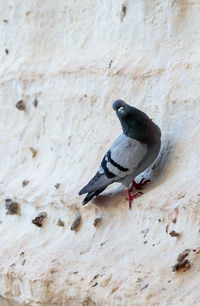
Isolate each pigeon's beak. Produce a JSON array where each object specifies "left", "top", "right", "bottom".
[{"left": 118, "top": 106, "right": 125, "bottom": 114}]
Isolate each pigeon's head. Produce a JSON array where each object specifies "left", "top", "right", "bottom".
[
  {"left": 112, "top": 99, "right": 161, "bottom": 144},
  {"left": 112, "top": 99, "right": 134, "bottom": 118},
  {"left": 112, "top": 99, "right": 125, "bottom": 110}
]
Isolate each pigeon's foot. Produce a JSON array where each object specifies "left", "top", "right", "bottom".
[
  {"left": 130, "top": 178, "right": 151, "bottom": 191},
  {"left": 125, "top": 189, "right": 143, "bottom": 209}
]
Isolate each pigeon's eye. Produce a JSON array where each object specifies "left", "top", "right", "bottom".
[{"left": 118, "top": 106, "right": 125, "bottom": 114}]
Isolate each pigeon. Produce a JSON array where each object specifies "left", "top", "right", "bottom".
[{"left": 79, "top": 100, "right": 161, "bottom": 209}]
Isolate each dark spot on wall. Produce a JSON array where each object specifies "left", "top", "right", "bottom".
[
  {"left": 120, "top": 4, "right": 127, "bottom": 22},
  {"left": 32, "top": 212, "right": 47, "bottom": 227},
  {"left": 93, "top": 217, "right": 102, "bottom": 227},
  {"left": 29, "top": 147, "right": 37, "bottom": 158},
  {"left": 16, "top": 100, "right": 26, "bottom": 111},
  {"left": 71, "top": 214, "right": 81, "bottom": 231},
  {"left": 57, "top": 218, "right": 64, "bottom": 227},
  {"left": 5, "top": 199, "right": 19, "bottom": 215},
  {"left": 22, "top": 180, "right": 29, "bottom": 187},
  {"left": 32, "top": 98, "right": 38, "bottom": 107}
]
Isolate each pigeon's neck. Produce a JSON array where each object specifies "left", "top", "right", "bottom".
[{"left": 121, "top": 116, "right": 160, "bottom": 144}]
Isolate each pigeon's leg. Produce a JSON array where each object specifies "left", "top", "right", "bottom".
[
  {"left": 125, "top": 189, "right": 142, "bottom": 209},
  {"left": 130, "top": 178, "right": 151, "bottom": 191}
]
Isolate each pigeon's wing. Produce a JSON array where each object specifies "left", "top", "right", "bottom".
[
  {"left": 79, "top": 134, "right": 148, "bottom": 195},
  {"left": 105, "top": 133, "right": 148, "bottom": 179}
]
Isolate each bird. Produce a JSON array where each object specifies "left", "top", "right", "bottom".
[{"left": 79, "top": 100, "right": 161, "bottom": 209}]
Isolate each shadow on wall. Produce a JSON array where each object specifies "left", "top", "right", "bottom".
[
  {"left": 91, "top": 189, "right": 125, "bottom": 209},
  {"left": 150, "top": 135, "right": 174, "bottom": 183}
]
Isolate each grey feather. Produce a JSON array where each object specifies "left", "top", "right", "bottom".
[
  {"left": 106, "top": 134, "right": 147, "bottom": 178},
  {"left": 82, "top": 187, "right": 106, "bottom": 205},
  {"left": 79, "top": 172, "right": 114, "bottom": 195}
]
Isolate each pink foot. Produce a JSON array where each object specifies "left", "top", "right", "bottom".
[
  {"left": 130, "top": 178, "right": 150, "bottom": 191},
  {"left": 125, "top": 189, "right": 143, "bottom": 209}
]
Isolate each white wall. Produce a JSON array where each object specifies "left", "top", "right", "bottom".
[{"left": 0, "top": 1, "right": 200, "bottom": 304}]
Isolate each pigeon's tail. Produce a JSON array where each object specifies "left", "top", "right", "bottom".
[
  {"left": 82, "top": 187, "right": 106, "bottom": 206},
  {"left": 79, "top": 171, "right": 114, "bottom": 195}
]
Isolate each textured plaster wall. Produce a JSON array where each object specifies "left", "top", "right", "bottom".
[{"left": 0, "top": 0, "right": 200, "bottom": 305}]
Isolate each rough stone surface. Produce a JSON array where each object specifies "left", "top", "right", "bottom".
[{"left": 0, "top": 0, "right": 200, "bottom": 305}]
